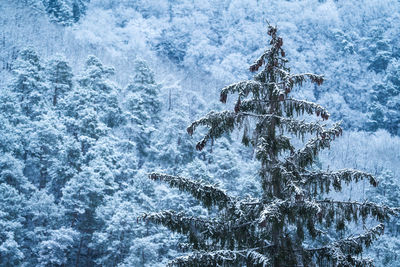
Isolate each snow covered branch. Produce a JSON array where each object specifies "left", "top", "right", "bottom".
[
  {"left": 316, "top": 200, "right": 399, "bottom": 222},
  {"left": 283, "top": 98, "right": 330, "bottom": 120},
  {"left": 287, "top": 123, "right": 342, "bottom": 168},
  {"left": 301, "top": 169, "right": 378, "bottom": 193},
  {"left": 168, "top": 249, "right": 244, "bottom": 267},
  {"left": 275, "top": 68, "right": 324, "bottom": 87},
  {"left": 187, "top": 110, "right": 239, "bottom": 151},
  {"left": 148, "top": 173, "right": 233, "bottom": 209},
  {"left": 219, "top": 80, "right": 264, "bottom": 103},
  {"left": 305, "top": 224, "right": 384, "bottom": 266},
  {"left": 141, "top": 210, "right": 227, "bottom": 249}
]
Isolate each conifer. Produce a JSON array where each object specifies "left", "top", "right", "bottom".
[{"left": 144, "top": 25, "right": 399, "bottom": 266}]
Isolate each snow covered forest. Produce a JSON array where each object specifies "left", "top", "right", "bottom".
[{"left": 0, "top": 0, "right": 399, "bottom": 266}]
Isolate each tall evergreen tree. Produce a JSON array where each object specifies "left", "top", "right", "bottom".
[
  {"left": 62, "top": 55, "right": 123, "bottom": 144},
  {"left": 58, "top": 56, "right": 124, "bottom": 266},
  {"left": 11, "top": 49, "right": 49, "bottom": 120},
  {"left": 43, "top": 0, "right": 74, "bottom": 25},
  {"left": 71, "top": 0, "right": 89, "bottom": 23},
  {"left": 122, "top": 59, "right": 161, "bottom": 166},
  {"left": 0, "top": 154, "right": 33, "bottom": 267},
  {"left": 366, "top": 59, "right": 400, "bottom": 135},
  {"left": 366, "top": 170, "right": 400, "bottom": 266},
  {"left": 46, "top": 56, "right": 73, "bottom": 107},
  {"left": 143, "top": 25, "right": 399, "bottom": 266}
]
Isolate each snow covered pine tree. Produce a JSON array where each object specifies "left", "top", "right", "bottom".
[{"left": 143, "top": 25, "right": 399, "bottom": 266}]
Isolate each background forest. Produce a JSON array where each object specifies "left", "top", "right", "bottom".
[{"left": 0, "top": 0, "right": 399, "bottom": 266}]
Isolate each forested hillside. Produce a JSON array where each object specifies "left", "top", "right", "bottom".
[{"left": 0, "top": 0, "right": 399, "bottom": 266}]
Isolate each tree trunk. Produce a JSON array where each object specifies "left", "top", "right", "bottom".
[
  {"left": 75, "top": 237, "right": 83, "bottom": 267},
  {"left": 53, "top": 86, "right": 58, "bottom": 106}
]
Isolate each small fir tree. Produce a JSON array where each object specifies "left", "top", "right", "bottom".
[{"left": 143, "top": 25, "right": 399, "bottom": 266}]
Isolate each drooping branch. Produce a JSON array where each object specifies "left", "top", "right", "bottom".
[
  {"left": 148, "top": 173, "right": 233, "bottom": 209},
  {"left": 219, "top": 80, "right": 264, "bottom": 103},
  {"left": 187, "top": 109, "right": 332, "bottom": 152},
  {"left": 187, "top": 110, "right": 240, "bottom": 151},
  {"left": 242, "top": 112, "right": 328, "bottom": 138},
  {"left": 277, "top": 166, "right": 378, "bottom": 197},
  {"left": 301, "top": 169, "right": 378, "bottom": 192},
  {"left": 305, "top": 224, "right": 384, "bottom": 266},
  {"left": 141, "top": 210, "right": 228, "bottom": 249},
  {"left": 169, "top": 249, "right": 245, "bottom": 267},
  {"left": 275, "top": 68, "right": 324, "bottom": 87},
  {"left": 335, "top": 223, "right": 385, "bottom": 251},
  {"left": 169, "top": 247, "right": 274, "bottom": 267},
  {"left": 257, "top": 198, "right": 396, "bottom": 236},
  {"left": 283, "top": 98, "right": 330, "bottom": 120},
  {"left": 247, "top": 251, "right": 272, "bottom": 267},
  {"left": 258, "top": 199, "right": 322, "bottom": 226},
  {"left": 258, "top": 199, "right": 287, "bottom": 225},
  {"left": 239, "top": 98, "right": 330, "bottom": 120},
  {"left": 308, "top": 246, "right": 374, "bottom": 267},
  {"left": 316, "top": 200, "right": 399, "bottom": 223},
  {"left": 279, "top": 119, "right": 326, "bottom": 138},
  {"left": 187, "top": 111, "right": 236, "bottom": 136},
  {"left": 286, "top": 123, "right": 342, "bottom": 168}
]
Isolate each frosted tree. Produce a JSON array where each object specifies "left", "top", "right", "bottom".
[
  {"left": 122, "top": 59, "right": 161, "bottom": 166},
  {"left": 75, "top": 56, "right": 124, "bottom": 129},
  {"left": 37, "top": 227, "right": 79, "bottom": 266},
  {"left": 30, "top": 0, "right": 88, "bottom": 25},
  {"left": 24, "top": 113, "right": 66, "bottom": 190},
  {"left": 0, "top": 155, "right": 32, "bottom": 266},
  {"left": 43, "top": 0, "right": 73, "bottom": 25},
  {"left": 62, "top": 56, "right": 123, "bottom": 148},
  {"left": 366, "top": 59, "right": 400, "bottom": 135},
  {"left": 45, "top": 56, "right": 73, "bottom": 106},
  {"left": 71, "top": 0, "right": 89, "bottom": 23},
  {"left": 366, "top": 171, "right": 400, "bottom": 266},
  {"left": 57, "top": 56, "right": 124, "bottom": 266},
  {"left": 11, "top": 49, "right": 49, "bottom": 119},
  {"left": 152, "top": 84, "right": 196, "bottom": 172},
  {"left": 23, "top": 190, "right": 70, "bottom": 266},
  {"left": 90, "top": 183, "right": 162, "bottom": 267},
  {"left": 143, "top": 25, "right": 399, "bottom": 266},
  {"left": 0, "top": 184, "right": 25, "bottom": 267},
  {"left": 61, "top": 155, "right": 116, "bottom": 266}
]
